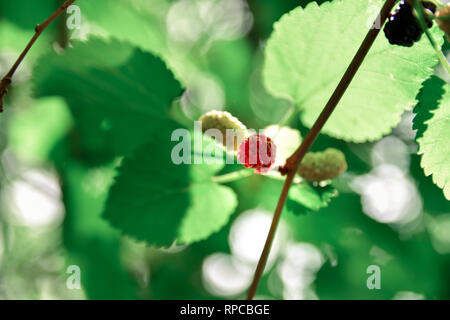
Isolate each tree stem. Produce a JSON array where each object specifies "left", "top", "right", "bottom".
[
  {"left": 0, "top": 0, "right": 76, "bottom": 112},
  {"left": 246, "top": 0, "right": 397, "bottom": 300}
]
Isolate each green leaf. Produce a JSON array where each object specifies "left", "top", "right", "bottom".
[
  {"left": 75, "top": 0, "right": 168, "bottom": 55},
  {"left": 62, "top": 161, "right": 137, "bottom": 299},
  {"left": 74, "top": 0, "right": 204, "bottom": 84},
  {"left": 35, "top": 37, "right": 135, "bottom": 77},
  {"left": 103, "top": 128, "right": 238, "bottom": 246},
  {"left": 34, "top": 38, "right": 182, "bottom": 160},
  {"left": 411, "top": 154, "right": 449, "bottom": 213},
  {"left": 264, "top": 125, "right": 302, "bottom": 167},
  {"left": 413, "top": 76, "right": 450, "bottom": 200},
  {"left": 8, "top": 97, "right": 72, "bottom": 164},
  {"left": 286, "top": 183, "right": 338, "bottom": 215},
  {"left": 263, "top": 0, "right": 441, "bottom": 142},
  {"left": 248, "top": 177, "right": 337, "bottom": 217},
  {"left": 0, "top": 0, "right": 57, "bottom": 29},
  {"left": 413, "top": 76, "right": 447, "bottom": 140}
]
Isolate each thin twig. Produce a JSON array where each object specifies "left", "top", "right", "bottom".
[
  {"left": 0, "top": 0, "right": 76, "bottom": 112},
  {"left": 246, "top": 0, "right": 398, "bottom": 300}
]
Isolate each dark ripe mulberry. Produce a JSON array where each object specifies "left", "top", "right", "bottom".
[{"left": 383, "top": 1, "right": 435, "bottom": 47}]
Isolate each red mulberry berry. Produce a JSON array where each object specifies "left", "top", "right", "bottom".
[{"left": 238, "top": 134, "right": 276, "bottom": 174}]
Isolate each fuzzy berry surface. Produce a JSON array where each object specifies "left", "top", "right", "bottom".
[
  {"left": 383, "top": 1, "right": 435, "bottom": 47},
  {"left": 297, "top": 148, "right": 347, "bottom": 182},
  {"left": 237, "top": 134, "right": 276, "bottom": 174},
  {"left": 199, "top": 110, "right": 247, "bottom": 151}
]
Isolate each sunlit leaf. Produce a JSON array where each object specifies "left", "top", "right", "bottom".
[
  {"left": 286, "top": 183, "right": 338, "bottom": 215},
  {"left": 413, "top": 76, "right": 450, "bottom": 200},
  {"left": 264, "top": 0, "right": 441, "bottom": 142},
  {"left": 34, "top": 38, "right": 182, "bottom": 161},
  {"left": 103, "top": 129, "right": 238, "bottom": 246},
  {"left": 62, "top": 161, "right": 137, "bottom": 299}
]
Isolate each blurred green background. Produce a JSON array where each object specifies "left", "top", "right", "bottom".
[{"left": 0, "top": 0, "right": 449, "bottom": 300}]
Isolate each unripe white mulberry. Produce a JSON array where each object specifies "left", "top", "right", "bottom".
[
  {"left": 199, "top": 110, "right": 248, "bottom": 151},
  {"left": 297, "top": 148, "right": 347, "bottom": 182}
]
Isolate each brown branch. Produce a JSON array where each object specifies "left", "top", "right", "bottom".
[
  {"left": 0, "top": 0, "right": 76, "bottom": 112},
  {"left": 246, "top": 0, "right": 398, "bottom": 300},
  {"left": 58, "top": 0, "right": 71, "bottom": 49}
]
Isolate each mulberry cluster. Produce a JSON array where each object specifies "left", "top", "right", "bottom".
[
  {"left": 297, "top": 148, "right": 347, "bottom": 182},
  {"left": 199, "top": 110, "right": 248, "bottom": 151},
  {"left": 237, "top": 134, "right": 276, "bottom": 174},
  {"left": 383, "top": 1, "right": 436, "bottom": 47}
]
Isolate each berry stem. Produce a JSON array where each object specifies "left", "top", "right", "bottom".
[
  {"left": 211, "top": 169, "right": 253, "bottom": 184},
  {"left": 0, "top": 0, "right": 76, "bottom": 112},
  {"left": 246, "top": 0, "right": 397, "bottom": 300},
  {"left": 413, "top": 0, "right": 450, "bottom": 74}
]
